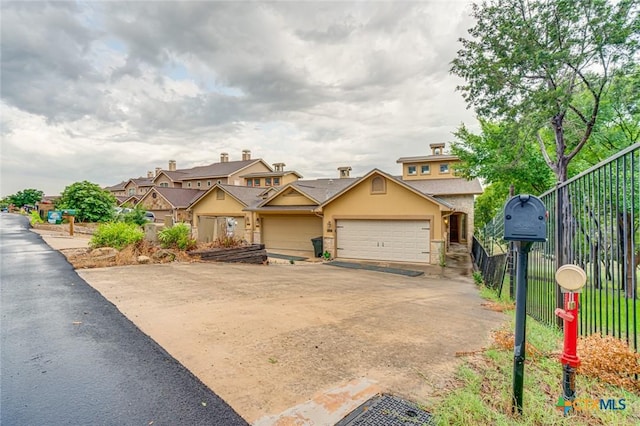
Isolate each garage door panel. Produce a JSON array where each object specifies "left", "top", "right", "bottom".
[
  {"left": 337, "top": 220, "right": 430, "bottom": 263},
  {"left": 262, "top": 216, "right": 322, "bottom": 253}
]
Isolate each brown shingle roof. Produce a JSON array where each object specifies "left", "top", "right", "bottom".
[
  {"left": 403, "top": 177, "right": 483, "bottom": 195},
  {"left": 153, "top": 187, "right": 206, "bottom": 208},
  {"left": 218, "top": 184, "right": 265, "bottom": 206},
  {"left": 179, "top": 159, "right": 266, "bottom": 179},
  {"left": 396, "top": 154, "right": 459, "bottom": 163}
]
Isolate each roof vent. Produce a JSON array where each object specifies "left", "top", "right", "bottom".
[{"left": 220, "top": 152, "right": 229, "bottom": 163}]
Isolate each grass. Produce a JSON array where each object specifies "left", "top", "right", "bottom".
[{"left": 427, "top": 286, "right": 640, "bottom": 426}]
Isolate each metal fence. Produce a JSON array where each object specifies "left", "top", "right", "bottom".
[{"left": 475, "top": 143, "right": 639, "bottom": 352}]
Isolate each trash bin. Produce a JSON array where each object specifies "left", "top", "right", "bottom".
[{"left": 311, "top": 237, "right": 323, "bottom": 258}]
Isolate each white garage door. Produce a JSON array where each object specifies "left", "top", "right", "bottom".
[
  {"left": 336, "top": 220, "right": 430, "bottom": 263},
  {"left": 262, "top": 215, "right": 322, "bottom": 253}
]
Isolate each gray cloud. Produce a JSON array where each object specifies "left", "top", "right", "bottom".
[{"left": 1, "top": 1, "right": 477, "bottom": 196}]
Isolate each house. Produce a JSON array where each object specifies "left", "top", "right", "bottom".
[
  {"left": 136, "top": 187, "right": 206, "bottom": 223},
  {"left": 152, "top": 150, "right": 274, "bottom": 190},
  {"left": 248, "top": 143, "right": 481, "bottom": 263},
  {"left": 188, "top": 184, "right": 266, "bottom": 242}
]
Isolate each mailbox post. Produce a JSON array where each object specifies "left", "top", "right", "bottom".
[
  {"left": 61, "top": 209, "right": 77, "bottom": 236},
  {"left": 554, "top": 265, "right": 586, "bottom": 412},
  {"left": 503, "top": 194, "right": 547, "bottom": 415}
]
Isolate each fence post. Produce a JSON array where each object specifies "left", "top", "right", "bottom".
[{"left": 555, "top": 183, "right": 564, "bottom": 328}]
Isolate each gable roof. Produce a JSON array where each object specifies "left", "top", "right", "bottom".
[
  {"left": 403, "top": 177, "right": 483, "bottom": 196},
  {"left": 128, "top": 177, "right": 155, "bottom": 187},
  {"left": 317, "top": 169, "right": 454, "bottom": 210},
  {"left": 187, "top": 183, "right": 265, "bottom": 210},
  {"left": 254, "top": 177, "right": 358, "bottom": 209},
  {"left": 105, "top": 181, "right": 127, "bottom": 191},
  {"left": 140, "top": 187, "right": 206, "bottom": 208}
]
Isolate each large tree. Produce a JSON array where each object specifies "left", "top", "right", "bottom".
[
  {"left": 6, "top": 188, "right": 44, "bottom": 207},
  {"left": 451, "top": 0, "right": 639, "bottom": 183},
  {"left": 57, "top": 181, "right": 116, "bottom": 223}
]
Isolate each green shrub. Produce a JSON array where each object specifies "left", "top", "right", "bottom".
[
  {"left": 158, "top": 223, "right": 196, "bottom": 251},
  {"left": 472, "top": 271, "right": 484, "bottom": 285},
  {"left": 90, "top": 222, "right": 144, "bottom": 250},
  {"left": 121, "top": 208, "right": 148, "bottom": 226},
  {"left": 29, "top": 210, "right": 44, "bottom": 225}
]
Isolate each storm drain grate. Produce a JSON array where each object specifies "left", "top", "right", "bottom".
[{"left": 335, "top": 394, "right": 434, "bottom": 426}]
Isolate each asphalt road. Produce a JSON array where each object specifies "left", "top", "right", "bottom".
[{"left": 0, "top": 213, "right": 247, "bottom": 426}]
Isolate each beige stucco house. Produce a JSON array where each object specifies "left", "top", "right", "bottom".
[{"left": 104, "top": 144, "right": 481, "bottom": 264}]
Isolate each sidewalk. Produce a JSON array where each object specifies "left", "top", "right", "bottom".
[{"left": 31, "top": 228, "right": 91, "bottom": 250}]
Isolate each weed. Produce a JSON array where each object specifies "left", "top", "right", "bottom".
[{"left": 473, "top": 271, "right": 484, "bottom": 285}]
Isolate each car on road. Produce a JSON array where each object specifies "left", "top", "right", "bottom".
[{"left": 144, "top": 212, "right": 156, "bottom": 222}]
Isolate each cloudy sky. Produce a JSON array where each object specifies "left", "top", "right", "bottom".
[{"left": 1, "top": 1, "right": 478, "bottom": 197}]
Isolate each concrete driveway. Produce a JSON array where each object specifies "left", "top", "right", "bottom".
[{"left": 77, "top": 260, "right": 505, "bottom": 424}]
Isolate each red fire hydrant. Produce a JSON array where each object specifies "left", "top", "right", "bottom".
[{"left": 554, "top": 265, "right": 587, "bottom": 410}]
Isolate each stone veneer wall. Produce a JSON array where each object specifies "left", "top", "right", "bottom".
[{"left": 438, "top": 194, "right": 475, "bottom": 251}]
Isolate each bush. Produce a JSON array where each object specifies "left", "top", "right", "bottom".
[
  {"left": 29, "top": 210, "right": 44, "bottom": 225},
  {"left": 121, "top": 208, "right": 148, "bottom": 226},
  {"left": 90, "top": 222, "right": 144, "bottom": 250},
  {"left": 158, "top": 223, "right": 196, "bottom": 251}
]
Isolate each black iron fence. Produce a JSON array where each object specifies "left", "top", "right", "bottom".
[{"left": 475, "top": 143, "right": 639, "bottom": 352}]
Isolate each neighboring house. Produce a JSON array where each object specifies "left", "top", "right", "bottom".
[
  {"left": 152, "top": 151, "right": 274, "bottom": 190},
  {"left": 246, "top": 173, "right": 357, "bottom": 255},
  {"left": 240, "top": 162, "right": 303, "bottom": 188},
  {"left": 188, "top": 184, "right": 266, "bottom": 243},
  {"left": 137, "top": 187, "right": 206, "bottom": 223}
]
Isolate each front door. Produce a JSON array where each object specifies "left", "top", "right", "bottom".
[{"left": 450, "top": 215, "right": 460, "bottom": 243}]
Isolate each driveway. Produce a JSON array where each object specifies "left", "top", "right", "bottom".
[{"left": 77, "top": 260, "right": 505, "bottom": 423}]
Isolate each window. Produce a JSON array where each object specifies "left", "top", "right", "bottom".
[
  {"left": 371, "top": 176, "right": 386, "bottom": 194},
  {"left": 197, "top": 181, "right": 201, "bottom": 187},
  {"left": 434, "top": 147, "right": 442, "bottom": 155},
  {"left": 246, "top": 180, "right": 253, "bottom": 187},
  {"left": 440, "top": 164, "right": 449, "bottom": 174},
  {"left": 160, "top": 182, "right": 168, "bottom": 187},
  {"left": 207, "top": 181, "right": 211, "bottom": 187},
  {"left": 273, "top": 177, "right": 280, "bottom": 186},
  {"left": 265, "top": 177, "right": 272, "bottom": 186},
  {"left": 128, "top": 188, "right": 135, "bottom": 196},
  {"left": 216, "top": 190, "right": 225, "bottom": 200},
  {"left": 408, "top": 165, "right": 417, "bottom": 175},
  {"left": 187, "top": 182, "right": 192, "bottom": 188},
  {"left": 254, "top": 178, "right": 261, "bottom": 187},
  {"left": 421, "top": 165, "right": 430, "bottom": 174}
]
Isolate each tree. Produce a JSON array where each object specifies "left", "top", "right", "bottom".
[
  {"left": 6, "top": 188, "right": 44, "bottom": 207},
  {"left": 451, "top": 0, "right": 639, "bottom": 183},
  {"left": 452, "top": 120, "right": 555, "bottom": 195},
  {"left": 57, "top": 181, "right": 116, "bottom": 223}
]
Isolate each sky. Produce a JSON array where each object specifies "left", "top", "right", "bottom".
[{"left": 1, "top": 1, "right": 478, "bottom": 197}]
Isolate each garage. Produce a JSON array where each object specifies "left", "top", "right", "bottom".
[
  {"left": 336, "top": 219, "right": 430, "bottom": 263},
  {"left": 198, "top": 216, "right": 245, "bottom": 243},
  {"left": 261, "top": 215, "right": 322, "bottom": 254}
]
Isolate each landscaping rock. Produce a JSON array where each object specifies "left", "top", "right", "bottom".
[
  {"left": 90, "top": 247, "right": 118, "bottom": 257},
  {"left": 137, "top": 255, "right": 151, "bottom": 264},
  {"left": 152, "top": 249, "right": 176, "bottom": 262}
]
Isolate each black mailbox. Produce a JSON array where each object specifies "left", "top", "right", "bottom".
[{"left": 503, "top": 194, "right": 547, "bottom": 242}]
